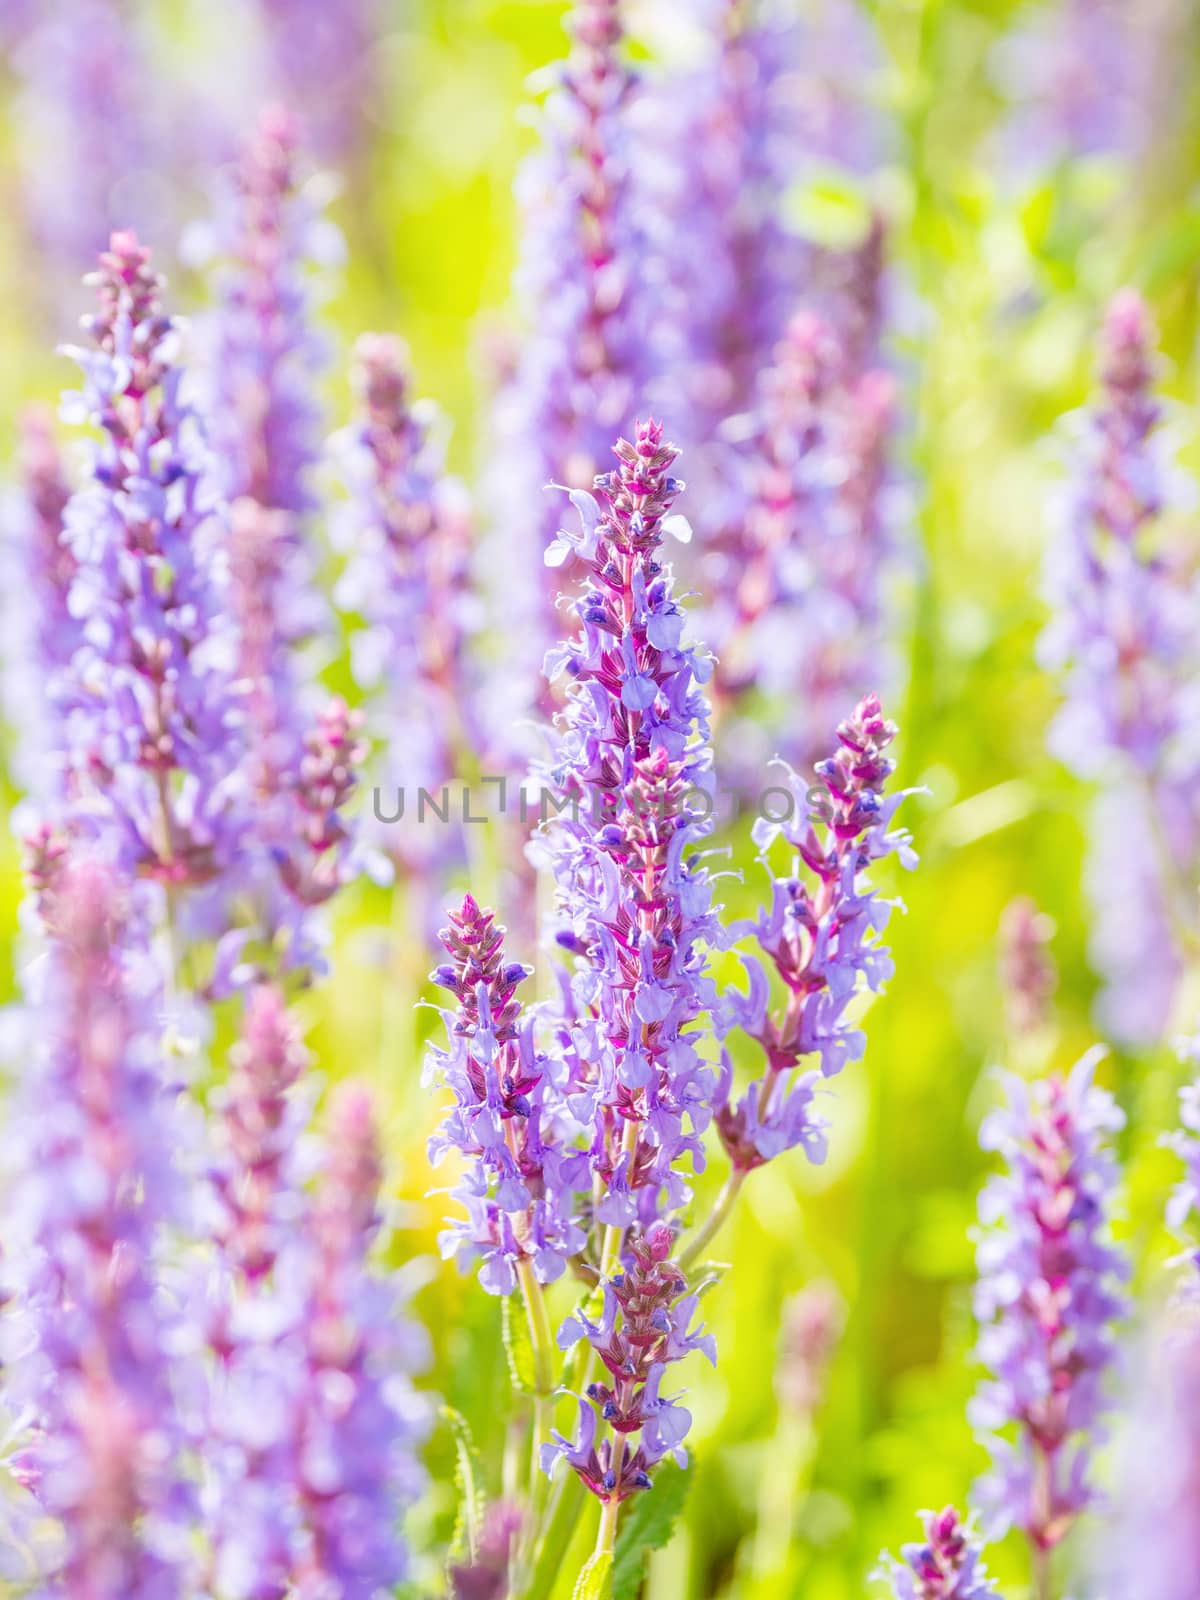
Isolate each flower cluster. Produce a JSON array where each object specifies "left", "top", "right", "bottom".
[
  {"left": 427, "top": 893, "right": 587, "bottom": 1295},
  {"left": 537, "top": 420, "right": 720, "bottom": 1230},
  {"left": 970, "top": 1053, "right": 1128, "bottom": 1552},
  {"left": 334, "top": 332, "right": 475, "bottom": 873},
  {"left": 877, "top": 1507, "right": 998, "bottom": 1600},
  {"left": 1040, "top": 289, "right": 1200, "bottom": 1042},
  {"left": 57, "top": 231, "right": 251, "bottom": 911},
  {"left": 1, "top": 859, "right": 188, "bottom": 1595},
  {"left": 543, "top": 1222, "right": 716, "bottom": 1503},
  {"left": 483, "top": 0, "right": 652, "bottom": 731},
  {"left": 1, "top": 409, "right": 77, "bottom": 799},
  {"left": 717, "top": 693, "right": 915, "bottom": 1170}
]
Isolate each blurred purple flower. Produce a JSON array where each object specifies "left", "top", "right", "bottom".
[
  {"left": 716, "top": 693, "right": 916, "bottom": 1170},
  {"left": 1040, "top": 289, "right": 1200, "bottom": 1043},
  {"left": 1, "top": 409, "right": 78, "bottom": 800},
  {"left": 969, "top": 1052, "right": 1128, "bottom": 1554},
  {"left": 254, "top": 0, "right": 376, "bottom": 162},
  {"left": 333, "top": 333, "right": 476, "bottom": 875},
  {"left": 2, "top": 858, "right": 189, "bottom": 1594},
  {"left": 426, "top": 894, "right": 588, "bottom": 1294},
  {"left": 876, "top": 1506, "right": 999, "bottom": 1600},
  {"left": 999, "top": 896, "right": 1058, "bottom": 1039}
]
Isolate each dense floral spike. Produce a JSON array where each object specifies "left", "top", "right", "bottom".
[
  {"left": 877, "top": 1507, "right": 999, "bottom": 1600},
  {"left": 293, "top": 1082, "right": 427, "bottom": 1596},
  {"left": 704, "top": 303, "right": 901, "bottom": 777},
  {"left": 483, "top": 0, "right": 652, "bottom": 731},
  {"left": 1040, "top": 289, "right": 1200, "bottom": 1042},
  {"left": 58, "top": 232, "right": 251, "bottom": 907},
  {"left": 1104, "top": 1312, "right": 1200, "bottom": 1600},
  {"left": 11, "top": 0, "right": 158, "bottom": 286},
  {"left": 535, "top": 420, "right": 721, "bottom": 1229},
  {"left": 543, "top": 1222, "right": 715, "bottom": 1501},
  {"left": 999, "top": 897, "right": 1058, "bottom": 1038},
  {"left": 2, "top": 859, "right": 187, "bottom": 1595},
  {"left": 1, "top": 409, "right": 77, "bottom": 798},
  {"left": 254, "top": 0, "right": 375, "bottom": 160},
  {"left": 717, "top": 694, "right": 915, "bottom": 1170},
  {"left": 969, "top": 1053, "right": 1128, "bottom": 1553},
  {"left": 210, "top": 983, "right": 310, "bottom": 1285},
  {"left": 427, "top": 894, "right": 587, "bottom": 1294},
  {"left": 334, "top": 333, "right": 475, "bottom": 871}
]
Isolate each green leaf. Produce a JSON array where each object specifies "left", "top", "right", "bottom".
[
  {"left": 611, "top": 1463, "right": 691, "bottom": 1600},
  {"left": 441, "top": 1405, "right": 484, "bottom": 1570},
  {"left": 572, "top": 1549, "right": 614, "bottom": 1600},
  {"left": 502, "top": 1290, "right": 536, "bottom": 1395}
]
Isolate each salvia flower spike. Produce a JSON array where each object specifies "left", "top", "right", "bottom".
[{"left": 876, "top": 1506, "right": 999, "bottom": 1600}]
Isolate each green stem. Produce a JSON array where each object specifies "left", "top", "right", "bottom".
[
  {"left": 678, "top": 1168, "right": 745, "bottom": 1271},
  {"left": 595, "top": 1480, "right": 622, "bottom": 1564}
]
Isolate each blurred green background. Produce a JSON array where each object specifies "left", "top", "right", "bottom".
[{"left": 3, "top": 2, "right": 1200, "bottom": 1596}]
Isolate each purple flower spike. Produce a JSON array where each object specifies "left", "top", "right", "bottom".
[
  {"left": 3, "top": 858, "right": 187, "bottom": 1595},
  {"left": 294, "top": 1082, "right": 428, "bottom": 1596},
  {"left": 482, "top": 0, "right": 652, "bottom": 730},
  {"left": 1040, "top": 290, "right": 1200, "bottom": 1043},
  {"left": 1, "top": 408, "right": 77, "bottom": 799},
  {"left": 999, "top": 897, "right": 1058, "bottom": 1039},
  {"left": 543, "top": 1223, "right": 715, "bottom": 1502},
  {"left": 57, "top": 232, "right": 251, "bottom": 900},
  {"left": 717, "top": 693, "right": 916, "bottom": 1170},
  {"left": 535, "top": 420, "right": 721, "bottom": 1227},
  {"left": 427, "top": 894, "right": 587, "bottom": 1293},
  {"left": 334, "top": 333, "right": 475, "bottom": 872},
  {"left": 970, "top": 1053, "right": 1128, "bottom": 1555},
  {"left": 876, "top": 1507, "right": 999, "bottom": 1599}
]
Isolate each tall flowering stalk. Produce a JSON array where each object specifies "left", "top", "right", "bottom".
[
  {"left": 1, "top": 408, "right": 77, "bottom": 800},
  {"left": 876, "top": 1508, "right": 999, "bottom": 1600},
  {"left": 57, "top": 232, "right": 250, "bottom": 921},
  {"left": 334, "top": 333, "right": 475, "bottom": 878},
  {"left": 2, "top": 858, "right": 188, "bottom": 1595},
  {"left": 710, "top": 694, "right": 915, "bottom": 1193},
  {"left": 970, "top": 1054, "right": 1127, "bottom": 1593},
  {"left": 1040, "top": 289, "right": 1200, "bottom": 1041},
  {"left": 483, "top": 0, "right": 652, "bottom": 730},
  {"left": 427, "top": 894, "right": 587, "bottom": 1297}
]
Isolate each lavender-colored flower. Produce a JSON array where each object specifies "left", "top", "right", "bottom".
[
  {"left": 57, "top": 232, "right": 251, "bottom": 906},
  {"left": 1, "top": 408, "right": 77, "bottom": 799},
  {"left": 876, "top": 1507, "right": 999, "bottom": 1600},
  {"left": 969, "top": 1053, "right": 1128, "bottom": 1556},
  {"left": 427, "top": 894, "right": 588, "bottom": 1295},
  {"left": 449, "top": 1502, "right": 523, "bottom": 1600},
  {"left": 1166, "top": 1028, "right": 1200, "bottom": 1282},
  {"left": 542, "top": 1222, "right": 716, "bottom": 1502},
  {"left": 253, "top": 0, "right": 375, "bottom": 161},
  {"left": 2, "top": 858, "right": 188, "bottom": 1595},
  {"left": 291, "top": 1082, "right": 428, "bottom": 1596},
  {"left": 482, "top": 0, "right": 653, "bottom": 731},
  {"left": 10, "top": 0, "right": 166, "bottom": 293},
  {"left": 1103, "top": 1309, "right": 1200, "bottom": 1600},
  {"left": 534, "top": 420, "right": 721, "bottom": 1229},
  {"left": 1039, "top": 289, "right": 1200, "bottom": 1042},
  {"left": 333, "top": 333, "right": 475, "bottom": 873},
  {"left": 998, "top": 897, "right": 1058, "bottom": 1039},
  {"left": 703, "top": 302, "right": 902, "bottom": 778},
  {"left": 716, "top": 693, "right": 916, "bottom": 1170},
  {"left": 777, "top": 1281, "right": 844, "bottom": 1418}
]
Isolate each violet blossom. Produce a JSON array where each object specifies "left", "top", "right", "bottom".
[
  {"left": 57, "top": 232, "right": 251, "bottom": 916},
  {"left": 427, "top": 894, "right": 588, "bottom": 1296},
  {"left": 969, "top": 1053, "right": 1128, "bottom": 1558},
  {"left": 1039, "top": 288, "right": 1200, "bottom": 1043},
  {"left": 1, "top": 857, "right": 189, "bottom": 1595},
  {"left": 534, "top": 419, "right": 721, "bottom": 1230},
  {"left": 876, "top": 1507, "right": 999, "bottom": 1600},
  {"left": 252, "top": 0, "right": 376, "bottom": 162},
  {"left": 541, "top": 1221, "right": 716, "bottom": 1503},
  {"left": 716, "top": 693, "right": 916, "bottom": 1170},
  {"left": 482, "top": 0, "right": 652, "bottom": 734},
  {"left": 333, "top": 332, "right": 475, "bottom": 877},
  {"left": 1, "top": 408, "right": 77, "bottom": 800},
  {"left": 998, "top": 897, "right": 1058, "bottom": 1040}
]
